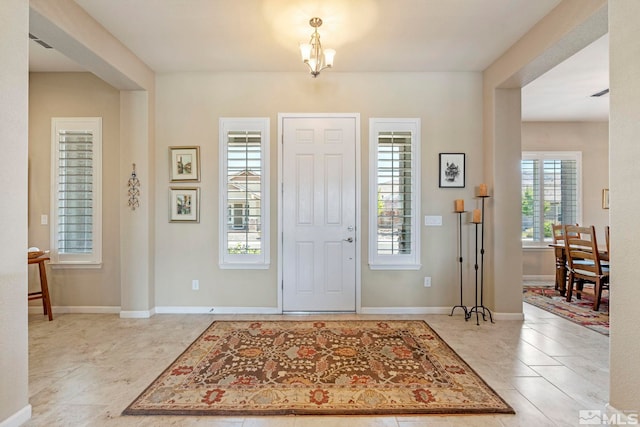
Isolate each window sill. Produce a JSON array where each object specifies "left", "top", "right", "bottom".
[
  {"left": 219, "top": 263, "right": 270, "bottom": 270},
  {"left": 50, "top": 262, "right": 102, "bottom": 270},
  {"left": 369, "top": 263, "right": 422, "bottom": 271},
  {"left": 522, "top": 244, "right": 553, "bottom": 251}
]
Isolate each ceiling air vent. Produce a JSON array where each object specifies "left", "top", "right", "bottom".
[
  {"left": 591, "top": 88, "right": 609, "bottom": 97},
  {"left": 29, "top": 33, "right": 53, "bottom": 49}
]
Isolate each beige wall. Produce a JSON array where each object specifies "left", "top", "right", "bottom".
[
  {"left": 521, "top": 121, "right": 609, "bottom": 277},
  {"left": 155, "top": 72, "right": 484, "bottom": 310},
  {"left": 609, "top": 0, "right": 640, "bottom": 413},
  {"left": 0, "top": 0, "right": 30, "bottom": 423},
  {"left": 28, "top": 72, "right": 121, "bottom": 308},
  {"left": 29, "top": 73, "right": 610, "bottom": 310}
]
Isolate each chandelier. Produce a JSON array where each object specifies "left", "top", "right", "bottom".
[{"left": 299, "top": 17, "right": 336, "bottom": 78}]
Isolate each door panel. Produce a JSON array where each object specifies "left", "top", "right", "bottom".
[{"left": 282, "top": 116, "right": 356, "bottom": 312}]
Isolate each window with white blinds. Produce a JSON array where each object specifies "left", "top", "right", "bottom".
[
  {"left": 521, "top": 152, "right": 581, "bottom": 244},
  {"left": 369, "top": 118, "right": 421, "bottom": 270},
  {"left": 51, "top": 118, "right": 102, "bottom": 265},
  {"left": 219, "top": 118, "right": 270, "bottom": 268}
]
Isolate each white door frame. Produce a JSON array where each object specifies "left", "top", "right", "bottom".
[{"left": 277, "top": 113, "right": 361, "bottom": 313}]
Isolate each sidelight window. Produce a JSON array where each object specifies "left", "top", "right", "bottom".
[
  {"left": 50, "top": 117, "right": 102, "bottom": 266},
  {"left": 369, "top": 119, "right": 421, "bottom": 269},
  {"left": 219, "top": 118, "right": 270, "bottom": 268}
]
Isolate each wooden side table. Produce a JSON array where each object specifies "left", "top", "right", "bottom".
[{"left": 28, "top": 255, "right": 52, "bottom": 321}]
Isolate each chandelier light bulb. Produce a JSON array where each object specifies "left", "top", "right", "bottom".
[
  {"left": 323, "top": 49, "right": 336, "bottom": 67},
  {"left": 299, "top": 43, "right": 312, "bottom": 62},
  {"left": 299, "top": 17, "right": 335, "bottom": 78}
]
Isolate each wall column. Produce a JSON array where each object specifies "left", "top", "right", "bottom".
[
  {"left": 120, "top": 91, "right": 155, "bottom": 317},
  {"left": 489, "top": 89, "right": 524, "bottom": 315},
  {"left": 608, "top": 0, "right": 640, "bottom": 414},
  {"left": 0, "top": 0, "right": 31, "bottom": 424}
]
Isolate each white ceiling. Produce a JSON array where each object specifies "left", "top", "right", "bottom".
[
  {"left": 522, "top": 33, "right": 609, "bottom": 122},
  {"left": 28, "top": 0, "right": 608, "bottom": 121}
]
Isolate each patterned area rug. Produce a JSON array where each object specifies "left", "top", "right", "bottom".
[
  {"left": 523, "top": 285, "right": 609, "bottom": 335},
  {"left": 123, "top": 320, "right": 514, "bottom": 416}
]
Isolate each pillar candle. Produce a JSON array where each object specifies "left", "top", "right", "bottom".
[
  {"left": 472, "top": 209, "right": 482, "bottom": 223},
  {"left": 454, "top": 199, "right": 464, "bottom": 212},
  {"left": 478, "top": 183, "right": 488, "bottom": 197}
]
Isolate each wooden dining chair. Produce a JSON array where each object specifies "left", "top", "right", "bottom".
[
  {"left": 552, "top": 224, "right": 565, "bottom": 244},
  {"left": 602, "top": 225, "right": 610, "bottom": 262},
  {"left": 551, "top": 223, "right": 580, "bottom": 294},
  {"left": 552, "top": 223, "right": 579, "bottom": 244},
  {"left": 563, "top": 225, "right": 609, "bottom": 311}
]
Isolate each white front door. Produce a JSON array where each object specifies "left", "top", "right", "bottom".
[{"left": 281, "top": 115, "right": 357, "bottom": 312}]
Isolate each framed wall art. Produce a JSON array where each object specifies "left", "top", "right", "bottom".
[
  {"left": 439, "top": 153, "right": 465, "bottom": 188},
  {"left": 169, "top": 187, "right": 200, "bottom": 223},
  {"left": 169, "top": 146, "right": 200, "bottom": 182}
]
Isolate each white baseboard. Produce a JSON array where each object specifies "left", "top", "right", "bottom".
[
  {"left": 27, "top": 305, "right": 525, "bottom": 321},
  {"left": 155, "top": 306, "right": 281, "bottom": 315},
  {"left": 119, "top": 308, "right": 156, "bottom": 319},
  {"left": 28, "top": 306, "right": 120, "bottom": 315},
  {"left": 523, "top": 275, "right": 555, "bottom": 282},
  {"left": 493, "top": 312, "right": 525, "bottom": 321},
  {"left": 360, "top": 307, "right": 453, "bottom": 315},
  {"left": 360, "top": 307, "right": 524, "bottom": 321},
  {"left": 0, "top": 404, "right": 31, "bottom": 427}
]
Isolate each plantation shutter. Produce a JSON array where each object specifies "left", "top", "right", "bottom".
[
  {"left": 219, "top": 118, "right": 270, "bottom": 269},
  {"left": 521, "top": 159, "right": 541, "bottom": 241},
  {"left": 56, "top": 130, "right": 94, "bottom": 254},
  {"left": 521, "top": 153, "right": 579, "bottom": 243},
  {"left": 368, "top": 118, "right": 421, "bottom": 270},
  {"left": 543, "top": 159, "right": 577, "bottom": 236},
  {"left": 51, "top": 117, "right": 102, "bottom": 266},
  {"left": 226, "top": 131, "right": 262, "bottom": 254},
  {"left": 376, "top": 131, "right": 413, "bottom": 255}
]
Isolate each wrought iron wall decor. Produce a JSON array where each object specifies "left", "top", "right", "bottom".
[{"left": 128, "top": 163, "right": 140, "bottom": 210}]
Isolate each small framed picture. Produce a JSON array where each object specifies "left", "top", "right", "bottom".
[
  {"left": 439, "top": 153, "right": 465, "bottom": 188},
  {"left": 169, "top": 146, "right": 200, "bottom": 182},
  {"left": 602, "top": 188, "right": 609, "bottom": 209},
  {"left": 169, "top": 187, "right": 200, "bottom": 223}
]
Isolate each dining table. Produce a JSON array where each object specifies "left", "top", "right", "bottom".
[{"left": 549, "top": 243, "right": 568, "bottom": 296}]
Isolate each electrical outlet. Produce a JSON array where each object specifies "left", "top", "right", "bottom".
[
  {"left": 424, "top": 277, "right": 431, "bottom": 287},
  {"left": 41, "top": 214, "right": 48, "bottom": 225},
  {"left": 192, "top": 279, "right": 199, "bottom": 290}
]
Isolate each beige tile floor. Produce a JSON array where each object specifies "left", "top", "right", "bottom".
[{"left": 24, "top": 303, "right": 609, "bottom": 427}]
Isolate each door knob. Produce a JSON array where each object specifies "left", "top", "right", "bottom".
[{"left": 344, "top": 237, "right": 354, "bottom": 243}]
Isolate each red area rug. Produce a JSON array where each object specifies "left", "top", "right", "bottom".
[
  {"left": 123, "top": 320, "right": 514, "bottom": 416},
  {"left": 523, "top": 286, "right": 609, "bottom": 335}
]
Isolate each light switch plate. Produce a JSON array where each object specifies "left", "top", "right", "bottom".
[{"left": 424, "top": 215, "right": 442, "bottom": 226}]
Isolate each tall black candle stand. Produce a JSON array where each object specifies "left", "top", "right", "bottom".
[
  {"left": 467, "top": 196, "right": 494, "bottom": 324},
  {"left": 479, "top": 196, "right": 494, "bottom": 323},
  {"left": 449, "top": 211, "right": 468, "bottom": 317},
  {"left": 466, "top": 221, "right": 481, "bottom": 325}
]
